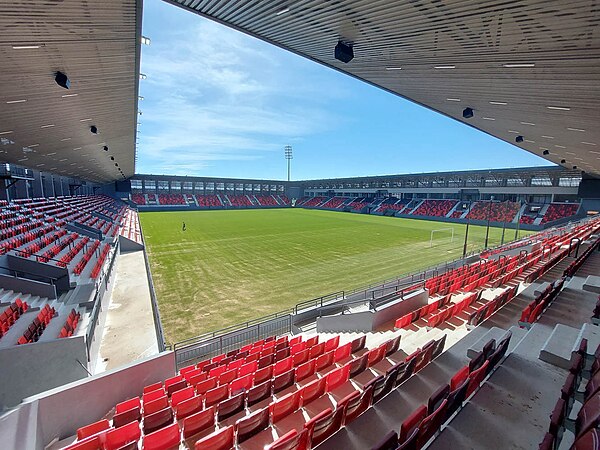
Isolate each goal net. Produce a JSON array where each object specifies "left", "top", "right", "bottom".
[{"left": 430, "top": 227, "right": 455, "bottom": 247}]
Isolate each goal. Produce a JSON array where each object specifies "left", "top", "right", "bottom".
[{"left": 430, "top": 227, "right": 455, "bottom": 247}]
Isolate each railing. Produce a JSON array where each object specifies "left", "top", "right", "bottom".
[
  {"left": 294, "top": 291, "right": 344, "bottom": 314},
  {"left": 86, "top": 241, "right": 119, "bottom": 353},
  {"left": 138, "top": 217, "right": 168, "bottom": 352},
  {"left": 13, "top": 249, "right": 66, "bottom": 266},
  {"left": 173, "top": 308, "right": 294, "bottom": 368}
]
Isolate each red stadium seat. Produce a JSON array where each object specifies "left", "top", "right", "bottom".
[
  {"left": 399, "top": 404, "right": 427, "bottom": 443},
  {"left": 105, "top": 421, "right": 141, "bottom": 450},
  {"left": 143, "top": 406, "right": 174, "bottom": 434},
  {"left": 193, "top": 425, "right": 234, "bottom": 450},
  {"left": 142, "top": 422, "right": 180, "bottom": 450},
  {"left": 235, "top": 407, "right": 270, "bottom": 443},
  {"left": 182, "top": 406, "right": 216, "bottom": 440},
  {"left": 175, "top": 395, "right": 203, "bottom": 421},
  {"left": 271, "top": 389, "right": 303, "bottom": 424},
  {"left": 265, "top": 429, "right": 309, "bottom": 450},
  {"left": 77, "top": 419, "right": 110, "bottom": 440}
]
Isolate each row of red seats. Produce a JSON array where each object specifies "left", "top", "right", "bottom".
[
  {"left": 227, "top": 195, "right": 253, "bottom": 207},
  {"left": 0, "top": 216, "right": 27, "bottom": 230},
  {"left": 411, "top": 200, "right": 457, "bottom": 217},
  {"left": 195, "top": 195, "right": 223, "bottom": 207},
  {"left": 563, "top": 238, "right": 600, "bottom": 277},
  {"left": 394, "top": 294, "right": 452, "bottom": 329},
  {"left": 255, "top": 195, "right": 279, "bottom": 206},
  {"left": 425, "top": 292, "right": 481, "bottom": 329},
  {"left": 66, "top": 335, "right": 342, "bottom": 449},
  {"left": 348, "top": 198, "right": 368, "bottom": 210},
  {"left": 20, "top": 229, "right": 66, "bottom": 255},
  {"left": 320, "top": 197, "right": 348, "bottom": 209},
  {"left": 68, "top": 332, "right": 447, "bottom": 450},
  {"left": 376, "top": 200, "right": 410, "bottom": 213},
  {"left": 59, "top": 309, "right": 81, "bottom": 338},
  {"left": 73, "top": 241, "right": 101, "bottom": 275},
  {"left": 58, "top": 237, "right": 90, "bottom": 268},
  {"left": 0, "top": 219, "right": 44, "bottom": 241},
  {"left": 90, "top": 244, "right": 111, "bottom": 279},
  {"left": 158, "top": 194, "right": 186, "bottom": 205},
  {"left": 449, "top": 210, "right": 464, "bottom": 218},
  {"left": 278, "top": 195, "right": 290, "bottom": 205},
  {"left": 298, "top": 197, "right": 326, "bottom": 207},
  {"left": 540, "top": 339, "right": 600, "bottom": 450},
  {"left": 131, "top": 193, "right": 146, "bottom": 205},
  {"left": 519, "top": 215, "right": 535, "bottom": 224},
  {"left": 0, "top": 299, "right": 28, "bottom": 339},
  {"left": 0, "top": 223, "right": 54, "bottom": 255},
  {"left": 518, "top": 279, "right": 564, "bottom": 328},
  {"left": 466, "top": 201, "right": 520, "bottom": 222},
  {"left": 541, "top": 203, "right": 579, "bottom": 224},
  {"left": 17, "top": 304, "right": 55, "bottom": 345},
  {"left": 467, "top": 286, "right": 517, "bottom": 328},
  {"left": 39, "top": 232, "right": 78, "bottom": 263},
  {"left": 374, "top": 332, "right": 511, "bottom": 450},
  {"left": 189, "top": 334, "right": 444, "bottom": 450}
]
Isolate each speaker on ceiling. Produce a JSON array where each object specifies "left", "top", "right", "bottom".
[
  {"left": 90, "top": 126, "right": 98, "bottom": 134},
  {"left": 334, "top": 40, "right": 354, "bottom": 63},
  {"left": 515, "top": 135, "right": 524, "bottom": 143},
  {"left": 55, "top": 71, "right": 70, "bottom": 89},
  {"left": 462, "top": 108, "right": 474, "bottom": 119}
]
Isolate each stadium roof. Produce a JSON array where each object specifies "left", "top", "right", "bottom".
[
  {"left": 166, "top": 0, "right": 600, "bottom": 177},
  {"left": 0, "top": 0, "right": 141, "bottom": 183}
]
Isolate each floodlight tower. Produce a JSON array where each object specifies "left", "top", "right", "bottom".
[{"left": 284, "top": 145, "right": 293, "bottom": 182}]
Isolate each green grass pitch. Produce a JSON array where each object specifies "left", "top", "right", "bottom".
[{"left": 140, "top": 208, "right": 531, "bottom": 344}]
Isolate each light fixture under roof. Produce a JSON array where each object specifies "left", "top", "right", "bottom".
[
  {"left": 581, "top": 142, "right": 597, "bottom": 146},
  {"left": 446, "top": 98, "right": 460, "bottom": 102},
  {"left": 27, "top": 144, "right": 39, "bottom": 148},
  {"left": 482, "top": 117, "right": 495, "bottom": 121},
  {"left": 41, "top": 124, "right": 55, "bottom": 128},
  {"left": 46, "top": 152, "right": 57, "bottom": 156},
  {"left": 276, "top": 6, "right": 290, "bottom": 15},
  {"left": 508, "top": 130, "right": 519, "bottom": 134},
  {"left": 489, "top": 101, "right": 507, "bottom": 105},
  {"left": 503, "top": 63, "right": 535, "bottom": 68},
  {"left": 434, "top": 65, "right": 455, "bottom": 69},
  {"left": 0, "top": 131, "right": 13, "bottom": 135},
  {"left": 61, "top": 138, "right": 71, "bottom": 141},
  {"left": 520, "top": 122, "right": 535, "bottom": 126},
  {"left": 567, "top": 127, "right": 585, "bottom": 132},
  {"left": 555, "top": 145, "right": 566, "bottom": 149},
  {"left": 547, "top": 106, "right": 571, "bottom": 111},
  {"left": 73, "top": 147, "right": 82, "bottom": 150},
  {"left": 59, "top": 158, "right": 68, "bottom": 162},
  {"left": 61, "top": 93, "right": 78, "bottom": 98},
  {"left": 541, "top": 135, "right": 554, "bottom": 139},
  {"left": 524, "top": 139, "right": 535, "bottom": 143},
  {"left": 80, "top": 118, "right": 92, "bottom": 122},
  {"left": 385, "top": 67, "right": 402, "bottom": 71},
  {"left": 6, "top": 99, "right": 27, "bottom": 104},
  {"left": 12, "top": 45, "right": 40, "bottom": 49}
]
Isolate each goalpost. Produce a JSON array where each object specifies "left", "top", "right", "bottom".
[{"left": 430, "top": 227, "right": 455, "bottom": 247}]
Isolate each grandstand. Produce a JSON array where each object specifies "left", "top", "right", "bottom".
[{"left": 0, "top": 1, "right": 600, "bottom": 450}]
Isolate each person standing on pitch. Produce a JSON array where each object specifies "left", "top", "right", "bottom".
[{"left": 182, "top": 221, "right": 186, "bottom": 232}]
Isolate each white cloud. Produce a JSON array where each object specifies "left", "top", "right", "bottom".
[{"left": 138, "top": 16, "right": 344, "bottom": 175}]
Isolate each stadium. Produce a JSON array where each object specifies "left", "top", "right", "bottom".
[{"left": 0, "top": 1, "right": 599, "bottom": 450}]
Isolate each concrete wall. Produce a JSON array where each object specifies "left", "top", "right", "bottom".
[
  {"left": 316, "top": 289, "right": 428, "bottom": 332},
  {"left": 6, "top": 255, "right": 70, "bottom": 293},
  {"left": 0, "top": 351, "right": 175, "bottom": 450},
  {"left": 372, "top": 289, "right": 428, "bottom": 329},
  {"left": 0, "top": 336, "right": 88, "bottom": 410},
  {"left": 0, "top": 274, "right": 57, "bottom": 299}
]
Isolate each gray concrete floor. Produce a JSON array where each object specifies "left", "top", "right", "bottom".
[{"left": 95, "top": 250, "right": 159, "bottom": 373}]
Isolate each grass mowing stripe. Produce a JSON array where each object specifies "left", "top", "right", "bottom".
[{"left": 140, "top": 208, "right": 531, "bottom": 344}]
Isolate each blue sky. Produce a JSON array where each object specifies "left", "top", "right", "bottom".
[{"left": 138, "top": 0, "right": 550, "bottom": 180}]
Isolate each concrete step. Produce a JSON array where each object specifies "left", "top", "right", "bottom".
[{"left": 539, "top": 323, "right": 580, "bottom": 370}]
